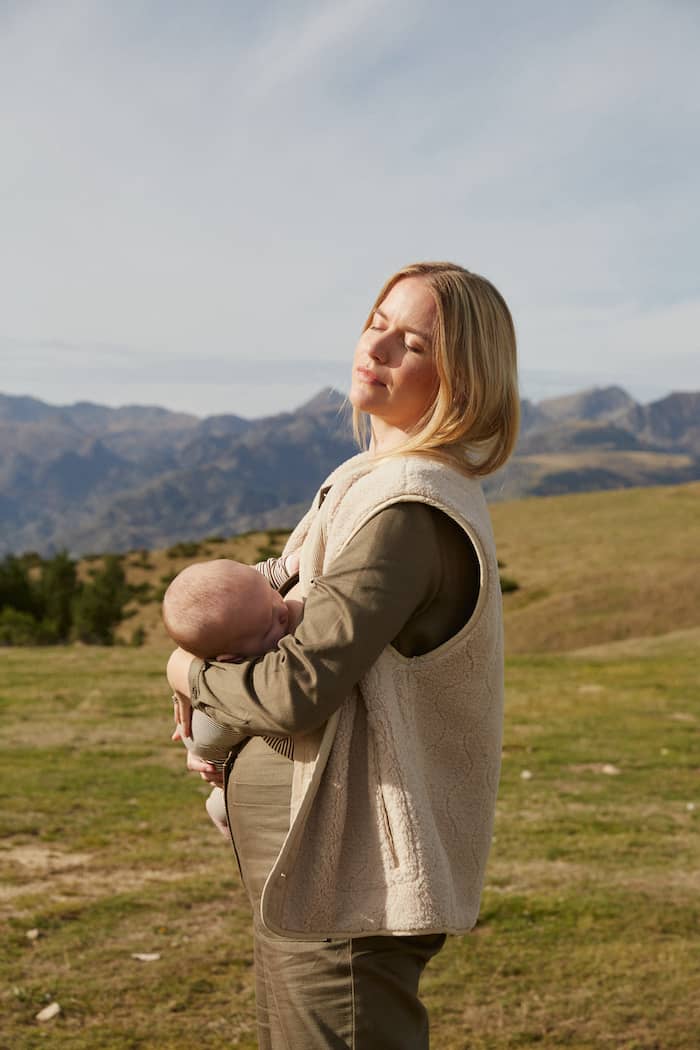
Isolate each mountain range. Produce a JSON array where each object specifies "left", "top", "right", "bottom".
[{"left": 0, "top": 385, "right": 698, "bottom": 555}]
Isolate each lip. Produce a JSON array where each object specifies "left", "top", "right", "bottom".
[{"left": 355, "top": 366, "right": 386, "bottom": 387}]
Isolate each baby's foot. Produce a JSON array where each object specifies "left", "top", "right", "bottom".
[{"left": 205, "top": 786, "right": 230, "bottom": 839}]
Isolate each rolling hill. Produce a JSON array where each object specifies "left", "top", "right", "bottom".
[{"left": 95, "top": 480, "right": 700, "bottom": 656}]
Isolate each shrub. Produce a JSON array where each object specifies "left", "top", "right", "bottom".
[
  {"left": 0, "top": 555, "right": 37, "bottom": 618},
  {"left": 166, "top": 541, "right": 201, "bottom": 559},
  {"left": 129, "top": 549, "right": 155, "bottom": 570},
  {"left": 500, "top": 575, "right": 520, "bottom": 594},
  {"left": 0, "top": 608, "right": 48, "bottom": 645},
  {"left": 130, "top": 626, "right": 146, "bottom": 647}
]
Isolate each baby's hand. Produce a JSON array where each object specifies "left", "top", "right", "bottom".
[{"left": 285, "top": 550, "right": 301, "bottom": 576}]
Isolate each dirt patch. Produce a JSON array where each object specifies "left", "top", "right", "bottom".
[
  {"left": 0, "top": 843, "right": 93, "bottom": 875},
  {"left": 0, "top": 841, "right": 224, "bottom": 918}
]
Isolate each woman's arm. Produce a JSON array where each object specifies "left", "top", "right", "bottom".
[{"left": 177, "top": 502, "right": 479, "bottom": 738}]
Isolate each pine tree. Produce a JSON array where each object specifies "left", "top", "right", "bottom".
[
  {"left": 72, "top": 555, "right": 129, "bottom": 645},
  {"left": 39, "top": 551, "right": 78, "bottom": 641}
]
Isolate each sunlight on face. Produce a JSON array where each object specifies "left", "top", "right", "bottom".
[{"left": 349, "top": 277, "right": 438, "bottom": 447}]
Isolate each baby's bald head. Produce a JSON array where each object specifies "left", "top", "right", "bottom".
[{"left": 163, "top": 559, "right": 288, "bottom": 660}]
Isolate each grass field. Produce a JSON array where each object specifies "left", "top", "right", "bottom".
[{"left": 2, "top": 483, "right": 699, "bottom": 1048}]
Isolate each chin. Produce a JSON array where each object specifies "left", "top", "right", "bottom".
[{"left": 349, "top": 386, "right": 379, "bottom": 414}]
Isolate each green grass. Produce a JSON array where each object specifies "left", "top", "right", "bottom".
[{"left": 1, "top": 633, "right": 699, "bottom": 1048}]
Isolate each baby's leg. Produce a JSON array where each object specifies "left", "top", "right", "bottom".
[
  {"left": 173, "top": 707, "right": 244, "bottom": 837},
  {"left": 205, "top": 787, "right": 230, "bottom": 839},
  {"left": 178, "top": 707, "right": 246, "bottom": 766}
]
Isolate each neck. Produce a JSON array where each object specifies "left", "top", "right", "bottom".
[{"left": 369, "top": 418, "right": 411, "bottom": 455}]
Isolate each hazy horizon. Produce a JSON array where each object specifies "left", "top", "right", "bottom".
[{"left": 1, "top": 368, "right": 695, "bottom": 423}]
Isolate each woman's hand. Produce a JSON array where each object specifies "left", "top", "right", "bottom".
[
  {"left": 167, "top": 646, "right": 196, "bottom": 741},
  {"left": 185, "top": 751, "right": 224, "bottom": 787},
  {"left": 167, "top": 646, "right": 196, "bottom": 696},
  {"left": 171, "top": 692, "right": 192, "bottom": 741},
  {"left": 166, "top": 646, "right": 223, "bottom": 785}
]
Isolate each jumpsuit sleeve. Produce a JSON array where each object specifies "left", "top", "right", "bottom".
[{"left": 188, "top": 502, "right": 459, "bottom": 737}]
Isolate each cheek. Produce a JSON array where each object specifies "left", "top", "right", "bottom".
[{"left": 406, "top": 360, "right": 438, "bottom": 403}]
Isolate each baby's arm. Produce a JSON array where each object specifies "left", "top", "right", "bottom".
[{"left": 254, "top": 550, "right": 300, "bottom": 589}]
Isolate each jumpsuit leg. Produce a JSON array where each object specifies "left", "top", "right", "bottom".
[{"left": 228, "top": 738, "right": 445, "bottom": 1049}]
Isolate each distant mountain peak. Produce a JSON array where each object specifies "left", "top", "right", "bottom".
[
  {"left": 296, "top": 387, "right": 347, "bottom": 414},
  {"left": 538, "top": 385, "right": 635, "bottom": 423},
  {"left": 1, "top": 385, "right": 699, "bottom": 557}
]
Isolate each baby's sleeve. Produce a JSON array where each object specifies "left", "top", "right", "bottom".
[
  {"left": 178, "top": 706, "right": 247, "bottom": 768},
  {"left": 253, "top": 555, "right": 290, "bottom": 590}
]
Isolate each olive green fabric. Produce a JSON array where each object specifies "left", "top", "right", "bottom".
[
  {"left": 189, "top": 501, "right": 479, "bottom": 737},
  {"left": 228, "top": 736, "right": 446, "bottom": 1050}
]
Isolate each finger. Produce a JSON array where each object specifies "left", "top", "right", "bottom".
[
  {"left": 172, "top": 694, "right": 192, "bottom": 739},
  {"left": 175, "top": 695, "right": 192, "bottom": 739},
  {"left": 186, "top": 751, "right": 214, "bottom": 774},
  {"left": 201, "top": 770, "right": 224, "bottom": 787}
]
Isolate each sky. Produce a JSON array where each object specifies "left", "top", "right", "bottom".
[{"left": 2, "top": 0, "right": 698, "bottom": 419}]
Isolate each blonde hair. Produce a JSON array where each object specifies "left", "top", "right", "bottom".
[{"left": 353, "top": 261, "right": 519, "bottom": 477}]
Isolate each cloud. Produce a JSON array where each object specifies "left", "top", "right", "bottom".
[{"left": 0, "top": 0, "right": 698, "bottom": 416}]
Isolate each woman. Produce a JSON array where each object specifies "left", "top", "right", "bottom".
[{"left": 168, "top": 261, "right": 519, "bottom": 1048}]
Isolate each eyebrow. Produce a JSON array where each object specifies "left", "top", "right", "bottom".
[{"left": 374, "top": 307, "right": 432, "bottom": 343}]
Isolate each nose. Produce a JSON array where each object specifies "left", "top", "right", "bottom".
[{"left": 367, "top": 329, "right": 391, "bottom": 363}]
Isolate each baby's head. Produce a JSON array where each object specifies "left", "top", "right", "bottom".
[{"left": 162, "top": 559, "right": 289, "bottom": 660}]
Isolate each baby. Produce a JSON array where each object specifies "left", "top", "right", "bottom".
[{"left": 163, "top": 557, "right": 303, "bottom": 836}]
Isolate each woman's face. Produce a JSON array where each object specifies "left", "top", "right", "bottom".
[{"left": 349, "top": 276, "right": 439, "bottom": 440}]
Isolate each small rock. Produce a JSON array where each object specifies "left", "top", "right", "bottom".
[
  {"left": 36, "top": 1002, "right": 61, "bottom": 1022},
  {"left": 520, "top": 770, "right": 533, "bottom": 781},
  {"left": 686, "top": 802, "right": 696, "bottom": 812},
  {"left": 131, "top": 952, "right": 161, "bottom": 962},
  {"left": 601, "top": 764, "right": 621, "bottom": 776},
  {"left": 26, "top": 928, "right": 40, "bottom": 941},
  {"left": 660, "top": 748, "right": 669, "bottom": 756}
]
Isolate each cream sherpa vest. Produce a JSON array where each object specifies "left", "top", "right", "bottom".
[{"left": 259, "top": 452, "right": 504, "bottom": 938}]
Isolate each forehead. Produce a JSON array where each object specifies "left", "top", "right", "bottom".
[{"left": 378, "top": 276, "right": 436, "bottom": 334}]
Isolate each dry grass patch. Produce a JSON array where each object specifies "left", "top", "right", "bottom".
[{"left": 492, "top": 481, "right": 700, "bottom": 653}]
